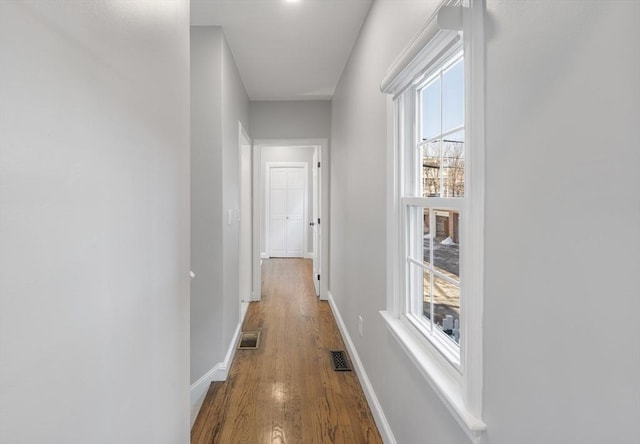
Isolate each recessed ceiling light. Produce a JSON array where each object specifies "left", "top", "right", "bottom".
[{"left": 285, "top": 0, "right": 301, "bottom": 3}]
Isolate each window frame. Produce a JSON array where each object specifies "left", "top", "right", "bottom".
[{"left": 380, "top": 0, "right": 486, "bottom": 441}]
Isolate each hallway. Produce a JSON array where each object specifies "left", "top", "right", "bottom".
[{"left": 191, "top": 259, "right": 382, "bottom": 444}]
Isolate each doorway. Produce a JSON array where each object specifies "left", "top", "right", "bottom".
[{"left": 253, "top": 139, "right": 328, "bottom": 301}]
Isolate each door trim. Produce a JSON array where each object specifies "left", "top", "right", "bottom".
[
  {"left": 238, "top": 122, "right": 252, "bottom": 303},
  {"left": 253, "top": 139, "right": 329, "bottom": 301}
]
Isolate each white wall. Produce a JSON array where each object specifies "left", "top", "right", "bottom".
[
  {"left": 0, "top": 2, "right": 190, "bottom": 443},
  {"left": 482, "top": 2, "right": 640, "bottom": 442},
  {"left": 250, "top": 100, "right": 332, "bottom": 139},
  {"left": 191, "top": 26, "right": 224, "bottom": 383},
  {"left": 330, "top": 1, "right": 640, "bottom": 443},
  {"left": 261, "top": 146, "right": 315, "bottom": 257},
  {"left": 190, "top": 26, "right": 249, "bottom": 387},
  {"left": 221, "top": 31, "right": 250, "bottom": 359}
]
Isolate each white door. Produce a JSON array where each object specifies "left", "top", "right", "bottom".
[
  {"left": 311, "top": 150, "right": 320, "bottom": 295},
  {"left": 269, "top": 166, "right": 305, "bottom": 258}
]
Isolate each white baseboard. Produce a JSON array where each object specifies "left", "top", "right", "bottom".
[
  {"left": 190, "top": 317, "right": 245, "bottom": 427},
  {"left": 190, "top": 363, "right": 224, "bottom": 426},
  {"left": 327, "top": 291, "right": 397, "bottom": 444},
  {"left": 262, "top": 252, "right": 314, "bottom": 260},
  {"left": 240, "top": 301, "right": 249, "bottom": 319},
  {"left": 262, "top": 252, "right": 315, "bottom": 260}
]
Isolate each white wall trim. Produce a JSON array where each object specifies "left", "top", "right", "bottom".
[
  {"left": 260, "top": 252, "right": 269, "bottom": 259},
  {"left": 326, "top": 291, "right": 397, "bottom": 444},
  {"left": 238, "top": 121, "right": 253, "bottom": 307},
  {"left": 461, "top": 0, "right": 486, "bottom": 418},
  {"left": 190, "top": 363, "right": 225, "bottom": 427},
  {"left": 190, "top": 316, "right": 245, "bottom": 426}
]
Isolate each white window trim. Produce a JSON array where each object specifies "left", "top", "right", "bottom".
[{"left": 380, "top": 1, "right": 486, "bottom": 442}]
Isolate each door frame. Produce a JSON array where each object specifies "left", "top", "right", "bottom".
[
  {"left": 238, "top": 122, "right": 252, "bottom": 309},
  {"left": 265, "top": 162, "right": 308, "bottom": 258},
  {"left": 253, "top": 138, "right": 329, "bottom": 301},
  {"left": 311, "top": 148, "right": 320, "bottom": 296}
]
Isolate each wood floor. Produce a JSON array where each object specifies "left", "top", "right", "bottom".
[{"left": 191, "top": 258, "right": 382, "bottom": 444}]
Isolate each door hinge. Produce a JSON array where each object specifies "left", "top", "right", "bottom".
[
  {"left": 317, "top": 274, "right": 320, "bottom": 281},
  {"left": 317, "top": 218, "right": 320, "bottom": 224},
  {"left": 317, "top": 161, "right": 321, "bottom": 168}
]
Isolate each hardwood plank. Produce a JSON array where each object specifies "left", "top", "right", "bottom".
[
  {"left": 191, "top": 258, "right": 382, "bottom": 444},
  {"left": 190, "top": 382, "right": 225, "bottom": 444}
]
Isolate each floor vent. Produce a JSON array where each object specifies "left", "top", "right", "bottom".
[
  {"left": 330, "top": 350, "right": 352, "bottom": 371},
  {"left": 238, "top": 331, "right": 261, "bottom": 350}
]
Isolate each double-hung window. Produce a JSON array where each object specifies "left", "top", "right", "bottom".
[
  {"left": 380, "top": 1, "right": 485, "bottom": 441},
  {"left": 406, "top": 49, "right": 465, "bottom": 363}
]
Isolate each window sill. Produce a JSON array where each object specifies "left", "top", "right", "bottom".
[{"left": 380, "top": 310, "right": 486, "bottom": 443}]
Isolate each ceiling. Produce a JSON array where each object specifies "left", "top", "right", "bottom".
[{"left": 191, "top": 0, "right": 373, "bottom": 101}]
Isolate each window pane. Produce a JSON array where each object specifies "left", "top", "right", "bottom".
[
  {"left": 422, "top": 140, "right": 441, "bottom": 197},
  {"left": 442, "top": 57, "right": 464, "bottom": 132},
  {"left": 420, "top": 77, "right": 441, "bottom": 141},
  {"left": 432, "top": 275, "right": 460, "bottom": 344},
  {"left": 442, "top": 131, "right": 465, "bottom": 198},
  {"left": 423, "top": 269, "right": 432, "bottom": 322},
  {"left": 431, "top": 210, "right": 460, "bottom": 279}
]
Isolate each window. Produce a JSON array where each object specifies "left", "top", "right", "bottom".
[
  {"left": 380, "top": 1, "right": 485, "bottom": 440},
  {"left": 406, "top": 50, "right": 465, "bottom": 364}
]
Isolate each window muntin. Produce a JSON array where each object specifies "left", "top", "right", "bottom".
[{"left": 403, "top": 48, "right": 465, "bottom": 360}]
